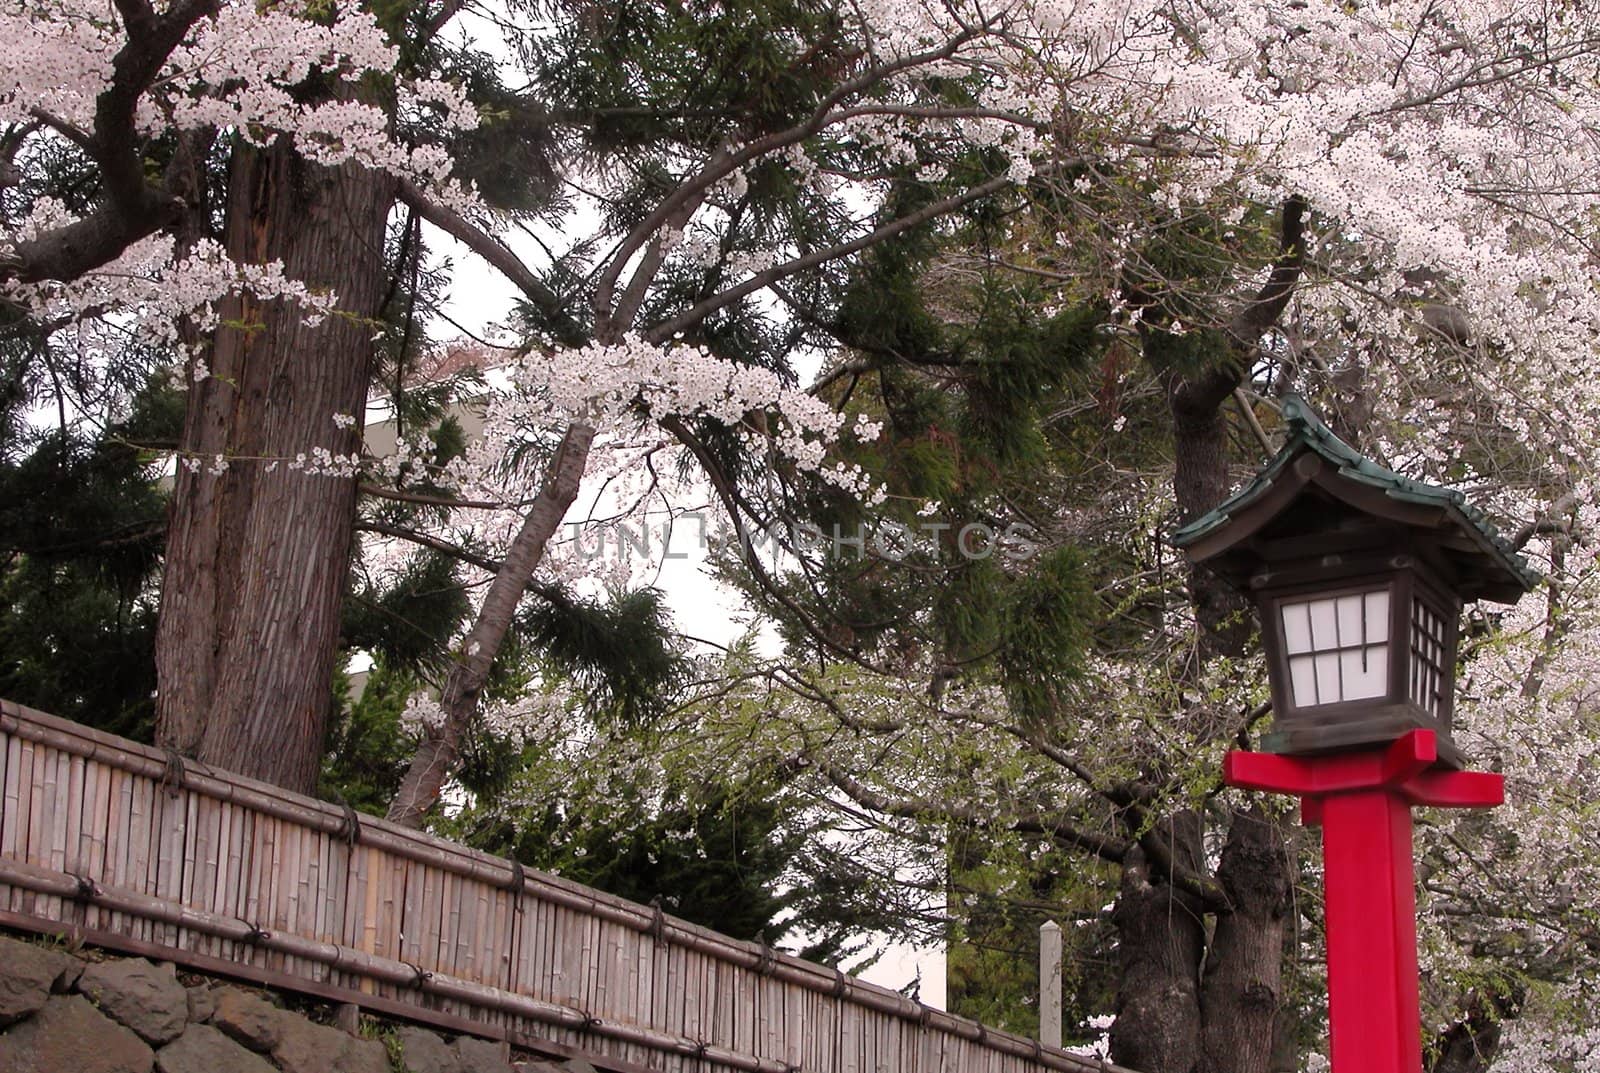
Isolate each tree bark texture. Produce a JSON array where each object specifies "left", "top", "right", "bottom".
[
  {"left": 155, "top": 138, "right": 393, "bottom": 794},
  {"left": 1110, "top": 234, "right": 1305, "bottom": 1073},
  {"left": 1110, "top": 812, "right": 1207, "bottom": 1073},
  {"left": 1169, "top": 366, "right": 1254, "bottom": 659},
  {"left": 1428, "top": 985, "right": 1523, "bottom": 1073},
  {"left": 386, "top": 421, "right": 596, "bottom": 828},
  {"left": 1199, "top": 808, "right": 1293, "bottom": 1073}
]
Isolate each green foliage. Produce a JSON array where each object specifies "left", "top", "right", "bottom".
[
  {"left": 449, "top": 759, "right": 863, "bottom": 963},
  {"left": 835, "top": 237, "right": 948, "bottom": 365},
  {"left": 344, "top": 549, "right": 472, "bottom": 677},
  {"left": 998, "top": 546, "right": 1096, "bottom": 725},
  {"left": 320, "top": 661, "right": 421, "bottom": 814},
  {"left": 0, "top": 378, "right": 177, "bottom": 738},
  {"left": 724, "top": 198, "right": 1112, "bottom": 691},
  {"left": 961, "top": 294, "right": 1104, "bottom": 469},
  {"left": 437, "top": 62, "right": 558, "bottom": 213},
  {"left": 1141, "top": 324, "right": 1233, "bottom": 381},
  {"left": 0, "top": 554, "right": 159, "bottom": 740},
  {"left": 944, "top": 845, "right": 1118, "bottom": 1046},
  {"left": 530, "top": 0, "right": 847, "bottom": 156},
  {"left": 518, "top": 585, "right": 688, "bottom": 728},
  {"left": 497, "top": 778, "right": 798, "bottom": 941}
]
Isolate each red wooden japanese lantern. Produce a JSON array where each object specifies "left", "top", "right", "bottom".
[{"left": 1173, "top": 397, "right": 1537, "bottom": 766}]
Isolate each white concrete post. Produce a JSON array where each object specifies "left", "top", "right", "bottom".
[{"left": 1039, "top": 919, "right": 1062, "bottom": 1048}]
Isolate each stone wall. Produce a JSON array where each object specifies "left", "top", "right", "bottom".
[{"left": 0, "top": 933, "right": 595, "bottom": 1073}]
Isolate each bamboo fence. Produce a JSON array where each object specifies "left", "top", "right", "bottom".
[{"left": 0, "top": 699, "right": 1130, "bottom": 1073}]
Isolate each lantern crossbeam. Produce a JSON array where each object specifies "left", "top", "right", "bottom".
[{"left": 1222, "top": 730, "right": 1503, "bottom": 813}]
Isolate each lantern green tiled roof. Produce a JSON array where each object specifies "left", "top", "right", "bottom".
[{"left": 1172, "top": 395, "right": 1540, "bottom": 600}]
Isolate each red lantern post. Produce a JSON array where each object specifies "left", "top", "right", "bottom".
[
  {"left": 1224, "top": 730, "right": 1503, "bottom": 1073},
  {"left": 1171, "top": 398, "right": 1538, "bottom": 1073}
]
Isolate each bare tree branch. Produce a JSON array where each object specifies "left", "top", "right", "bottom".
[
  {"left": 644, "top": 170, "right": 1016, "bottom": 343},
  {"left": 356, "top": 519, "right": 505, "bottom": 574},
  {"left": 806, "top": 754, "right": 1135, "bottom": 864},
  {"left": 590, "top": 21, "right": 993, "bottom": 328},
  {"left": 359, "top": 482, "right": 522, "bottom": 511},
  {"left": 659, "top": 413, "right": 894, "bottom": 674},
  {"left": 395, "top": 180, "right": 564, "bottom": 318}
]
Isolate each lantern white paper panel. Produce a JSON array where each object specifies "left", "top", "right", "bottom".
[
  {"left": 1281, "top": 590, "right": 1389, "bottom": 706},
  {"left": 1410, "top": 598, "right": 1447, "bottom": 717}
]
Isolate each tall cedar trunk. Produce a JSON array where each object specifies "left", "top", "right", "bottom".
[
  {"left": 1199, "top": 808, "right": 1293, "bottom": 1073},
  {"left": 155, "top": 139, "right": 393, "bottom": 794},
  {"left": 1109, "top": 811, "right": 1207, "bottom": 1073},
  {"left": 386, "top": 422, "right": 596, "bottom": 828}
]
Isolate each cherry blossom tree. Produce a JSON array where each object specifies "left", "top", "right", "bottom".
[
  {"left": 388, "top": 3, "right": 1600, "bottom": 1072},
  {"left": 3, "top": 0, "right": 1028, "bottom": 796},
  {"left": 8, "top": 1, "right": 1600, "bottom": 1069}
]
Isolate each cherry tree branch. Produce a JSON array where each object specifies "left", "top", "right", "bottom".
[
  {"left": 421, "top": 0, "right": 466, "bottom": 41},
  {"left": 1383, "top": 37, "right": 1600, "bottom": 113},
  {"left": 1231, "top": 194, "right": 1308, "bottom": 343},
  {"left": 356, "top": 520, "right": 505, "bottom": 575},
  {"left": 1165, "top": 194, "right": 1310, "bottom": 422},
  {"left": 3, "top": 0, "right": 221, "bottom": 284},
  {"left": 26, "top": 108, "right": 93, "bottom": 151},
  {"left": 1511, "top": 493, "right": 1576, "bottom": 552},
  {"left": 644, "top": 170, "right": 1017, "bottom": 343},
  {"left": 609, "top": 187, "right": 713, "bottom": 337},
  {"left": 590, "top": 21, "right": 994, "bottom": 329},
  {"left": 395, "top": 180, "right": 564, "bottom": 318},
  {"left": 805, "top": 754, "right": 1135, "bottom": 864},
  {"left": 387, "top": 421, "right": 596, "bottom": 827},
  {"left": 658, "top": 413, "right": 894, "bottom": 674}
]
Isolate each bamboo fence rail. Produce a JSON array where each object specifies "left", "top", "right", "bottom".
[{"left": 0, "top": 699, "right": 1130, "bottom": 1073}]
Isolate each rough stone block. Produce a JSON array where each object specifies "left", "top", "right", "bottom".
[
  {"left": 396, "top": 1024, "right": 461, "bottom": 1073},
  {"left": 338, "top": 1034, "right": 394, "bottom": 1073},
  {"left": 273, "top": 1011, "right": 388, "bottom": 1073},
  {"left": 78, "top": 959, "right": 188, "bottom": 1044},
  {"left": 455, "top": 1034, "right": 515, "bottom": 1073},
  {"left": 0, "top": 935, "right": 79, "bottom": 1025},
  {"left": 156, "top": 1024, "right": 275, "bottom": 1073},
  {"left": 0, "top": 994, "right": 154, "bottom": 1073},
  {"left": 183, "top": 985, "right": 215, "bottom": 1026},
  {"left": 208, "top": 985, "right": 281, "bottom": 1051},
  {"left": 50, "top": 947, "right": 84, "bottom": 991}
]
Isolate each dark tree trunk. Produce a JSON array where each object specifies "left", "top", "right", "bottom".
[
  {"left": 1110, "top": 812, "right": 1207, "bottom": 1073},
  {"left": 1199, "top": 808, "right": 1294, "bottom": 1073},
  {"left": 1110, "top": 221, "right": 1308, "bottom": 1072},
  {"left": 1156, "top": 365, "right": 1298, "bottom": 1073},
  {"left": 154, "top": 138, "right": 393, "bottom": 794},
  {"left": 1429, "top": 986, "right": 1524, "bottom": 1073},
  {"left": 1169, "top": 367, "right": 1254, "bottom": 659}
]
